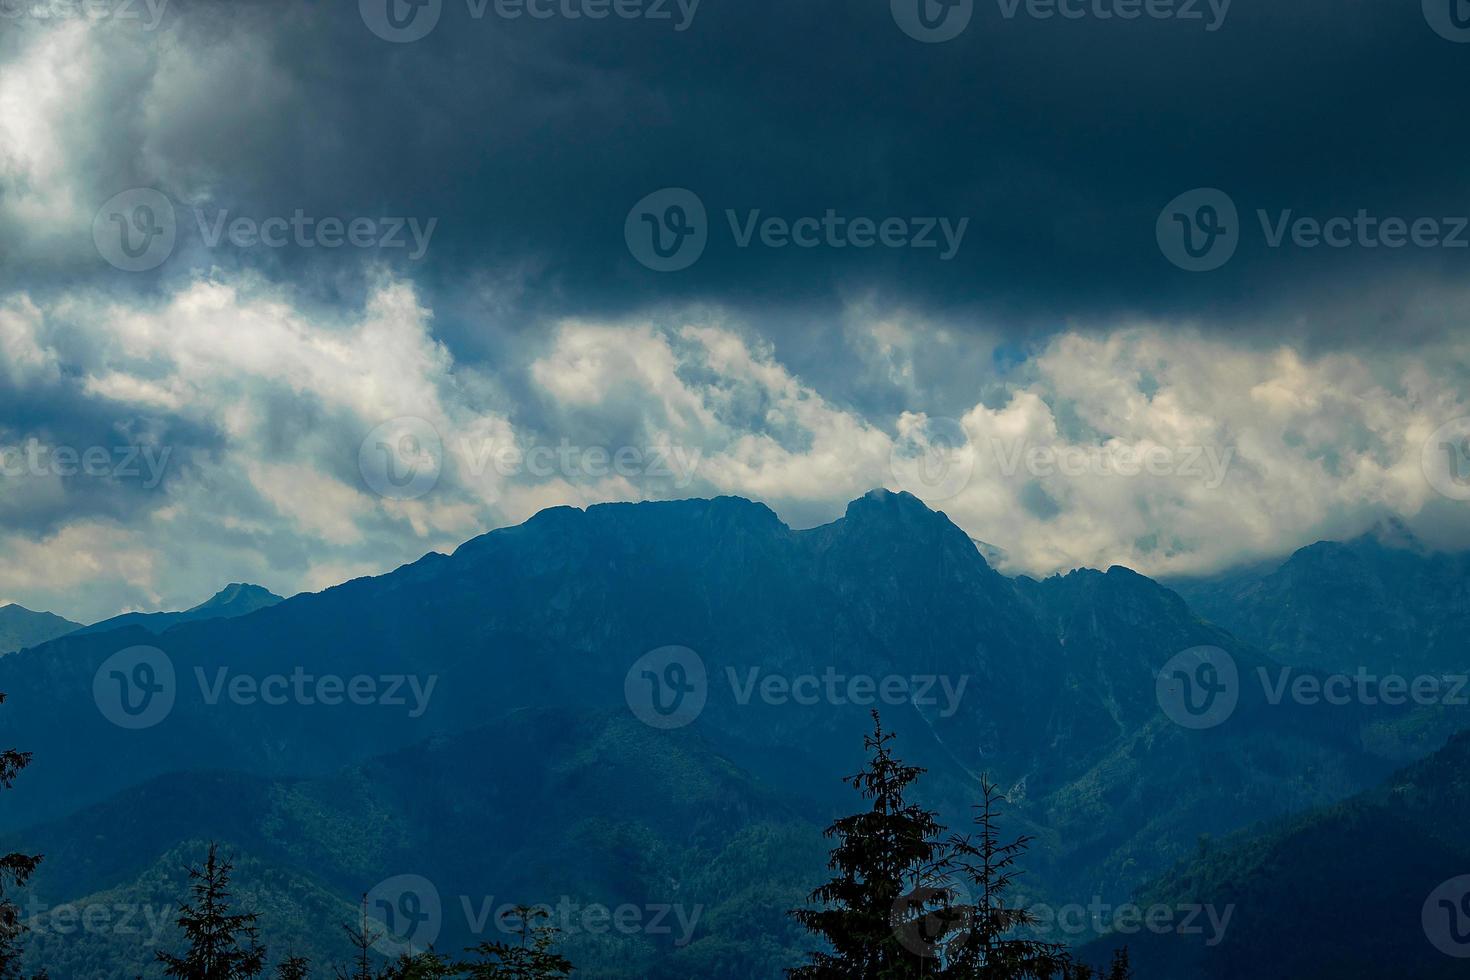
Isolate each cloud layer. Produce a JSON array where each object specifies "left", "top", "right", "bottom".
[
  {"left": 3, "top": 270, "right": 1467, "bottom": 620},
  {"left": 2, "top": 3, "right": 1469, "bottom": 619}
]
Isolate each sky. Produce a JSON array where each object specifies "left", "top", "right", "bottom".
[{"left": 1, "top": 0, "right": 1469, "bottom": 621}]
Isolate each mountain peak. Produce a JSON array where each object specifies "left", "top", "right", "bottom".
[
  {"left": 0, "top": 604, "right": 82, "bottom": 655},
  {"left": 188, "top": 583, "right": 283, "bottom": 614},
  {"left": 843, "top": 488, "right": 942, "bottom": 523}
]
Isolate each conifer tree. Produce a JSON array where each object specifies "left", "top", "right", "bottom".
[
  {"left": 274, "top": 954, "right": 311, "bottom": 980},
  {"left": 156, "top": 843, "right": 267, "bottom": 979},
  {"left": 335, "top": 896, "right": 384, "bottom": 980},
  {"left": 382, "top": 949, "right": 457, "bottom": 979},
  {"left": 0, "top": 693, "right": 42, "bottom": 980},
  {"left": 788, "top": 711, "right": 956, "bottom": 978},
  {"left": 460, "top": 905, "right": 571, "bottom": 979},
  {"left": 942, "top": 778, "right": 1069, "bottom": 979}
]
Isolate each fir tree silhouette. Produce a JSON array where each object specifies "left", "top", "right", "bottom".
[
  {"left": 273, "top": 954, "right": 311, "bottom": 980},
  {"left": 790, "top": 714, "right": 1131, "bottom": 980},
  {"left": 0, "top": 693, "right": 43, "bottom": 980},
  {"left": 1056, "top": 949, "right": 1130, "bottom": 980},
  {"left": 335, "top": 896, "right": 385, "bottom": 980},
  {"left": 382, "top": 949, "right": 457, "bottom": 979},
  {"left": 942, "top": 777, "right": 1069, "bottom": 978},
  {"left": 156, "top": 843, "right": 267, "bottom": 979},
  {"left": 460, "top": 905, "right": 572, "bottom": 979},
  {"left": 788, "top": 710, "right": 956, "bottom": 978}
]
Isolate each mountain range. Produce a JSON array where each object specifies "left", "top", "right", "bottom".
[{"left": 1, "top": 490, "right": 1465, "bottom": 977}]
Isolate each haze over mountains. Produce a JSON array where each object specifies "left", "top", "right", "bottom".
[{"left": 2, "top": 490, "right": 1466, "bottom": 977}]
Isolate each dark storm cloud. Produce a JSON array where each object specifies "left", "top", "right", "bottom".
[{"left": 10, "top": 0, "right": 1468, "bottom": 344}]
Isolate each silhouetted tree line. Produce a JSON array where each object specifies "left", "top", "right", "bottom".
[
  {"left": 150, "top": 849, "right": 572, "bottom": 978},
  {"left": 0, "top": 693, "right": 46, "bottom": 980},
  {"left": 0, "top": 693, "right": 1129, "bottom": 978}
]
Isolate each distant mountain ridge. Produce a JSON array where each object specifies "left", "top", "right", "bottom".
[
  {"left": 72, "top": 583, "right": 284, "bottom": 638},
  {"left": 0, "top": 605, "right": 80, "bottom": 656},
  {"left": 1168, "top": 523, "right": 1470, "bottom": 676}
]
